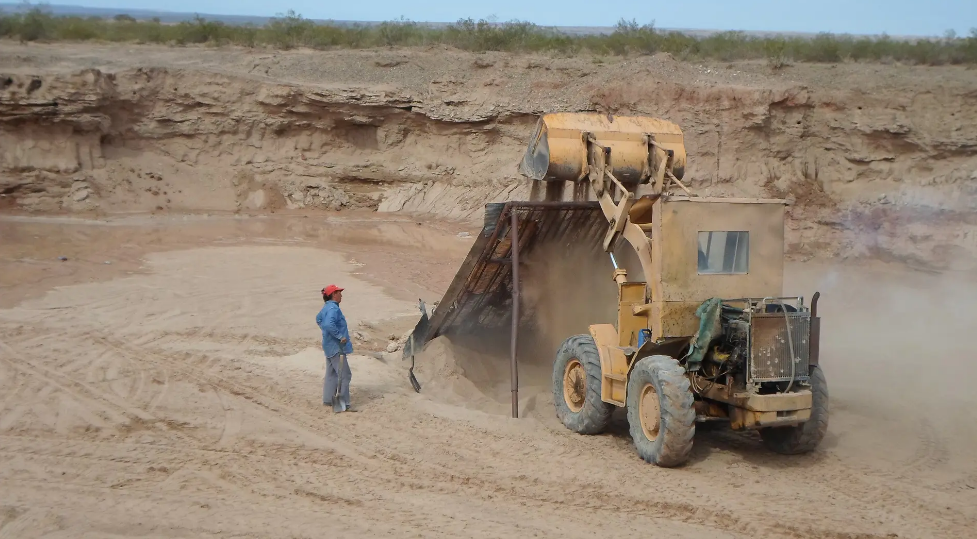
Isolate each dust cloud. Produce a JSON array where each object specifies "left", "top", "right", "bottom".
[
  {"left": 413, "top": 237, "right": 622, "bottom": 415},
  {"left": 787, "top": 261, "right": 977, "bottom": 477},
  {"left": 790, "top": 261, "right": 977, "bottom": 403},
  {"left": 414, "top": 243, "right": 977, "bottom": 488}
]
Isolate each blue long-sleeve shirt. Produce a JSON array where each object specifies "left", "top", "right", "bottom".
[{"left": 316, "top": 300, "right": 352, "bottom": 358}]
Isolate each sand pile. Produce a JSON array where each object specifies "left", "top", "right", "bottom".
[
  {"left": 411, "top": 329, "right": 573, "bottom": 422},
  {"left": 410, "top": 236, "right": 624, "bottom": 417},
  {"left": 411, "top": 333, "right": 514, "bottom": 415}
]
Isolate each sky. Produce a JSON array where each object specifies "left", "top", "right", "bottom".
[{"left": 22, "top": 0, "right": 977, "bottom": 37}]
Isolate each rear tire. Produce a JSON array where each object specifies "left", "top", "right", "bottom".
[
  {"left": 626, "top": 355, "right": 696, "bottom": 467},
  {"left": 552, "top": 334, "right": 613, "bottom": 435},
  {"left": 759, "top": 364, "right": 829, "bottom": 455}
]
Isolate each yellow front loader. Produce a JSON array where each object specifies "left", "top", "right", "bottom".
[
  {"left": 404, "top": 112, "right": 827, "bottom": 468},
  {"left": 522, "top": 112, "right": 827, "bottom": 466}
]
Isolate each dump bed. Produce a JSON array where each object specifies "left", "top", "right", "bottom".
[{"left": 403, "top": 202, "right": 609, "bottom": 358}]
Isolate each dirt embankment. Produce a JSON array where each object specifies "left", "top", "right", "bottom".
[{"left": 2, "top": 43, "right": 977, "bottom": 270}]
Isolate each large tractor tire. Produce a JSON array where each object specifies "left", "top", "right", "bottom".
[
  {"left": 759, "top": 364, "right": 829, "bottom": 455},
  {"left": 552, "top": 334, "right": 613, "bottom": 435},
  {"left": 626, "top": 355, "right": 696, "bottom": 467}
]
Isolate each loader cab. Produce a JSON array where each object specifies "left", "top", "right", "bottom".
[{"left": 635, "top": 195, "right": 788, "bottom": 340}]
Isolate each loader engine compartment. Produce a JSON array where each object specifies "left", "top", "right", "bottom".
[{"left": 695, "top": 298, "right": 812, "bottom": 396}]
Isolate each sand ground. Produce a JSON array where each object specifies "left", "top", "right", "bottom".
[{"left": 1, "top": 211, "right": 975, "bottom": 538}]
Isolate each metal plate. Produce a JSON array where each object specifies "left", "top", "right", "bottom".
[{"left": 749, "top": 313, "right": 811, "bottom": 383}]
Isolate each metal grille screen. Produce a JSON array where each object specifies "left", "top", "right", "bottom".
[{"left": 749, "top": 313, "right": 811, "bottom": 383}]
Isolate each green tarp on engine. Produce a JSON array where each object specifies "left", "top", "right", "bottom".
[{"left": 685, "top": 297, "right": 723, "bottom": 372}]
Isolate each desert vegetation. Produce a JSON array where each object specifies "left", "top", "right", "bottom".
[{"left": 2, "top": 4, "right": 976, "bottom": 65}]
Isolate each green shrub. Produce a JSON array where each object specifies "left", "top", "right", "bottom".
[
  {"left": 0, "top": 10, "right": 18, "bottom": 38},
  {"left": 17, "top": 5, "right": 53, "bottom": 41},
  {"left": 0, "top": 5, "right": 973, "bottom": 66}
]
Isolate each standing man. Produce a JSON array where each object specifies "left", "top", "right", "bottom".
[{"left": 316, "top": 284, "right": 354, "bottom": 412}]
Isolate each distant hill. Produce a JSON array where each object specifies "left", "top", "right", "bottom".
[{"left": 0, "top": 2, "right": 922, "bottom": 40}]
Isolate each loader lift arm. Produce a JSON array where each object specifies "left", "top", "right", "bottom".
[{"left": 571, "top": 125, "right": 695, "bottom": 346}]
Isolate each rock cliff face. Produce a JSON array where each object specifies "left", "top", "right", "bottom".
[
  {"left": 0, "top": 67, "right": 522, "bottom": 215},
  {"left": 2, "top": 45, "right": 976, "bottom": 270}
]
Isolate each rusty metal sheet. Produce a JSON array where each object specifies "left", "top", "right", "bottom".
[
  {"left": 404, "top": 201, "right": 609, "bottom": 357},
  {"left": 749, "top": 312, "right": 811, "bottom": 383}
]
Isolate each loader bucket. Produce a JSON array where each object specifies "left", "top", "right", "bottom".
[{"left": 518, "top": 112, "right": 687, "bottom": 184}]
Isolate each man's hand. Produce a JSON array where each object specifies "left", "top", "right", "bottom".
[{"left": 340, "top": 337, "right": 347, "bottom": 345}]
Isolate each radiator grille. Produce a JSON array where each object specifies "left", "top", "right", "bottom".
[{"left": 749, "top": 313, "right": 811, "bottom": 383}]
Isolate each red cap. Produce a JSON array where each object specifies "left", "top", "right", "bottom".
[{"left": 322, "top": 285, "right": 344, "bottom": 296}]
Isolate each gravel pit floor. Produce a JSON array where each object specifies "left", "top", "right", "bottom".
[{"left": 0, "top": 211, "right": 975, "bottom": 539}]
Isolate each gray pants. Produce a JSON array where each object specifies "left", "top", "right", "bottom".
[{"left": 323, "top": 353, "right": 352, "bottom": 405}]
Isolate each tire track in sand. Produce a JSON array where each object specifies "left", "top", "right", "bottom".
[
  {"left": 0, "top": 312, "right": 965, "bottom": 538},
  {"left": 83, "top": 332, "right": 910, "bottom": 539},
  {"left": 0, "top": 336, "right": 197, "bottom": 444}
]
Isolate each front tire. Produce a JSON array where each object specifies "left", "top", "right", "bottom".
[
  {"left": 552, "top": 334, "right": 613, "bottom": 435},
  {"left": 626, "top": 355, "right": 696, "bottom": 467},
  {"left": 759, "top": 364, "right": 829, "bottom": 455}
]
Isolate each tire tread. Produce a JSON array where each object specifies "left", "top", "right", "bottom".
[
  {"left": 626, "top": 355, "right": 695, "bottom": 467},
  {"left": 552, "top": 334, "right": 613, "bottom": 435}
]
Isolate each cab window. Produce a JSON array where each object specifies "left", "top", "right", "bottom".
[{"left": 697, "top": 231, "right": 749, "bottom": 274}]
